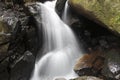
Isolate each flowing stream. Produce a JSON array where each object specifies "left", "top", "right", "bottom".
[
  {"left": 30, "top": 0, "right": 82, "bottom": 80},
  {"left": 62, "top": 0, "right": 69, "bottom": 24}
]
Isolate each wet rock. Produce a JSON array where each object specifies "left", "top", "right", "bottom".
[
  {"left": 102, "top": 49, "right": 120, "bottom": 80},
  {"left": 26, "top": 3, "right": 43, "bottom": 56},
  {"left": 0, "top": 0, "right": 39, "bottom": 56},
  {"left": 70, "top": 76, "right": 103, "bottom": 80},
  {"left": 74, "top": 51, "right": 105, "bottom": 77},
  {"left": 2, "top": 0, "right": 54, "bottom": 5},
  {"left": 74, "top": 49, "right": 120, "bottom": 80},
  {"left": 0, "top": 1, "right": 39, "bottom": 80}
]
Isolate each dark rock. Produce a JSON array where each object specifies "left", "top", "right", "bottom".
[
  {"left": 102, "top": 49, "right": 120, "bottom": 80},
  {"left": 0, "top": 59, "right": 9, "bottom": 80},
  {"left": 9, "top": 51, "right": 35, "bottom": 80},
  {"left": 26, "top": 3, "right": 43, "bottom": 56},
  {"left": 70, "top": 13, "right": 120, "bottom": 52},
  {"left": 70, "top": 76, "right": 103, "bottom": 80},
  {"left": 39, "top": 0, "right": 54, "bottom": 3},
  {"left": 1, "top": 0, "right": 54, "bottom": 5},
  {"left": 0, "top": 1, "right": 40, "bottom": 80}
]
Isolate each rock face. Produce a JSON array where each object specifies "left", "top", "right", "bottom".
[
  {"left": 0, "top": 1, "right": 40, "bottom": 80},
  {"left": 0, "top": 21, "right": 10, "bottom": 54},
  {"left": 69, "top": 0, "right": 120, "bottom": 35},
  {"left": 74, "top": 51, "right": 105, "bottom": 77},
  {"left": 2, "top": 0, "right": 53, "bottom": 4},
  {"left": 70, "top": 76, "right": 103, "bottom": 80},
  {"left": 102, "top": 49, "right": 120, "bottom": 80}
]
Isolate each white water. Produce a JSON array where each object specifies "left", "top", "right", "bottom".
[
  {"left": 30, "top": 1, "right": 82, "bottom": 80},
  {"left": 62, "top": 0, "right": 79, "bottom": 26},
  {"left": 62, "top": 0, "right": 69, "bottom": 24}
]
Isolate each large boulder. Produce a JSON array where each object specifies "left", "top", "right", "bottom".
[
  {"left": 74, "top": 49, "right": 120, "bottom": 80},
  {"left": 74, "top": 51, "right": 105, "bottom": 77},
  {"left": 69, "top": 0, "right": 120, "bottom": 35}
]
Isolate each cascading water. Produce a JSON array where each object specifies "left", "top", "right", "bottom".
[
  {"left": 62, "top": 1, "right": 69, "bottom": 24},
  {"left": 62, "top": 0, "right": 69, "bottom": 24},
  {"left": 62, "top": 0, "right": 79, "bottom": 26},
  {"left": 30, "top": 0, "right": 82, "bottom": 80}
]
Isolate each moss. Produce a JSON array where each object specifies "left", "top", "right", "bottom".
[
  {"left": 0, "top": 21, "right": 10, "bottom": 53},
  {"left": 69, "top": 0, "right": 120, "bottom": 34}
]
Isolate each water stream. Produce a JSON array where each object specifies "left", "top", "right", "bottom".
[
  {"left": 62, "top": 0, "right": 69, "bottom": 24},
  {"left": 30, "top": 1, "right": 82, "bottom": 80}
]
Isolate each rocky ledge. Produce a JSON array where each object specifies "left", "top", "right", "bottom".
[{"left": 68, "top": 0, "right": 120, "bottom": 36}]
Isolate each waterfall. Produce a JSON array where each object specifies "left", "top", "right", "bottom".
[
  {"left": 30, "top": 1, "right": 82, "bottom": 80},
  {"left": 62, "top": 0, "right": 78, "bottom": 26},
  {"left": 62, "top": 0, "right": 69, "bottom": 24}
]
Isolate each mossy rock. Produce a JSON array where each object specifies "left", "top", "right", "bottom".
[
  {"left": 69, "top": 0, "right": 120, "bottom": 35},
  {"left": 0, "top": 21, "right": 10, "bottom": 54}
]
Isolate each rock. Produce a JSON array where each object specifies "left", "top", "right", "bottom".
[
  {"left": 9, "top": 51, "right": 35, "bottom": 80},
  {"left": 55, "top": 0, "right": 67, "bottom": 17},
  {"left": 0, "top": 21, "right": 10, "bottom": 54},
  {"left": 70, "top": 11, "right": 120, "bottom": 52},
  {"left": 0, "top": 51, "right": 35, "bottom": 80},
  {"left": 102, "top": 49, "right": 120, "bottom": 80},
  {"left": 3, "top": 0, "right": 53, "bottom": 5},
  {"left": 0, "top": 60, "right": 9, "bottom": 80},
  {"left": 74, "top": 50, "right": 105, "bottom": 77},
  {"left": 54, "top": 77, "right": 66, "bottom": 80},
  {"left": 74, "top": 49, "right": 120, "bottom": 80},
  {"left": 70, "top": 76, "right": 103, "bottom": 80},
  {"left": 24, "top": 0, "right": 49, "bottom": 3},
  {"left": 68, "top": 0, "right": 120, "bottom": 35},
  {"left": 26, "top": 3, "right": 43, "bottom": 56},
  {"left": 0, "top": 1, "right": 39, "bottom": 80}
]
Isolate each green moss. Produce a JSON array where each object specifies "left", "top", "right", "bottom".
[{"left": 69, "top": 0, "right": 120, "bottom": 34}]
